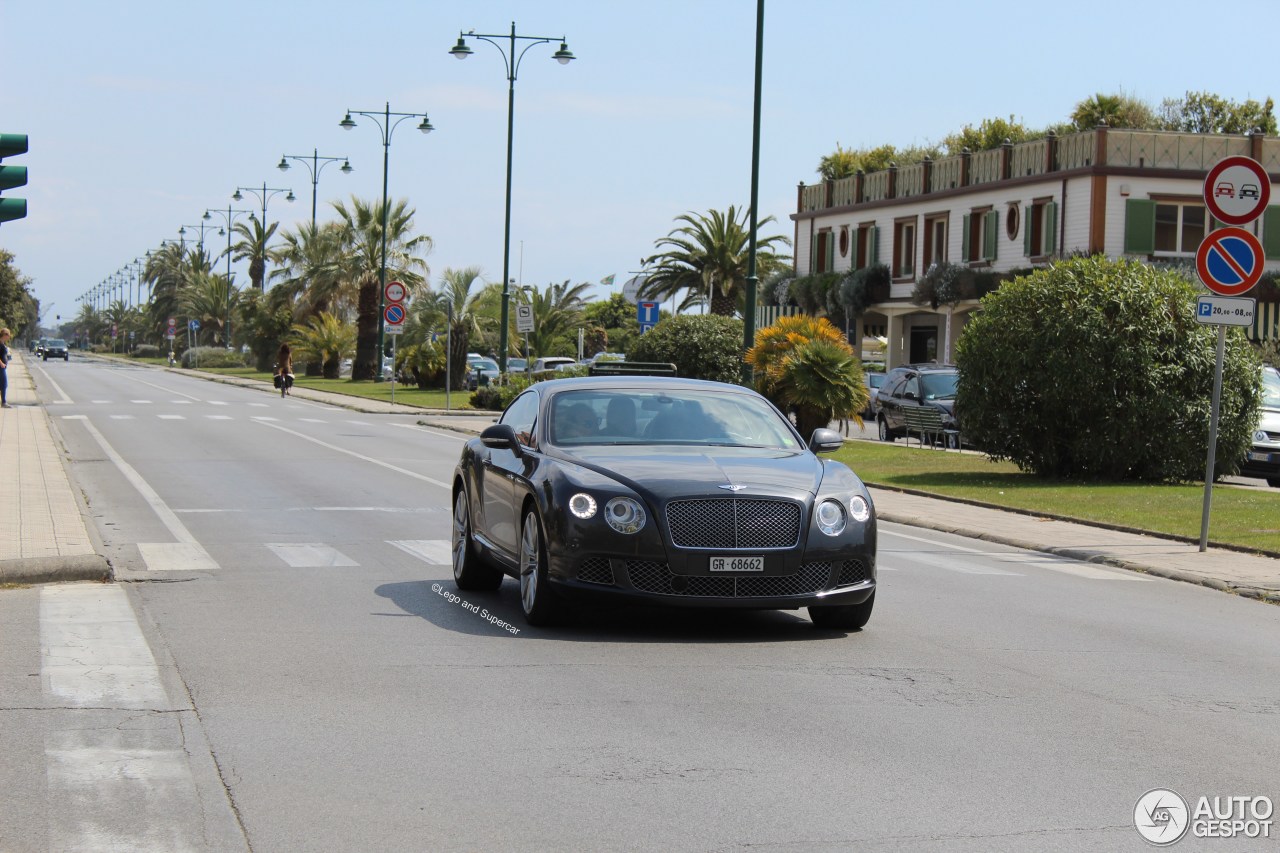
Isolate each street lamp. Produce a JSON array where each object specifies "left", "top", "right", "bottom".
[
  {"left": 231, "top": 182, "right": 295, "bottom": 291},
  {"left": 178, "top": 221, "right": 220, "bottom": 255},
  {"left": 203, "top": 205, "right": 252, "bottom": 347},
  {"left": 449, "top": 22, "right": 576, "bottom": 373},
  {"left": 339, "top": 103, "right": 434, "bottom": 379},
  {"left": 277, "top": 149, "right": 353, "bottom": 229}
]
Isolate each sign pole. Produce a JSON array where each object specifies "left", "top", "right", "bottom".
[
  {"left": 390, "top": 335, "right": 396, "bottom": 405},
  {"left": 1198, "top": 325, "right": 1227, "bottom": 552},
  {"left": 445, "top": 302, "right": 452, "bottom": 413}
]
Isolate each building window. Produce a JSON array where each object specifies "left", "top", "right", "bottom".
[
  {"left": 811, "top": 229, "right": 833, "bottom": 273},
  {"left": 923, "top": 215, "right": 947, "bottom": 268},
  {"left": 893, "top": 217, "right": 916, "bottom": 279},
  {"left": 854, "top": 223, "right": 879, "bottom": 270},
  {"left": 962, "top": 208, "right": 998, "bottom": 264},
  {"left": 1023, "top": 199, "right": 1058, "bottom": 258},
  {"left": 1154, "top": 203, "right": 1205, "bottom": 254}
]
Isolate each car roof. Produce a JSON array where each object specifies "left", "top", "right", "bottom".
[{"left": 528, "top": 375, "right": 758, "bottom": 395}]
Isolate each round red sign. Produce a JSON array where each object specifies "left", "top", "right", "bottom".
[
  {"left": 1196, "top": 227, "right": 1264, "bottom": 296},
  {"left": 1203, "top": 156, "right": 1271, "bottom": 226}
]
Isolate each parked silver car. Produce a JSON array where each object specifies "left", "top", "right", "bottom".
[{"left": 1240, "top": 366, "right": 1280, "bottom": 488}]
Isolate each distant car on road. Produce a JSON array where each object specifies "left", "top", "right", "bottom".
[
  {"left": 42, "top": 339, "right": 69, "bottom": 361},
  {"left": 507, "top": 357, "right": 528, "bottom": 373},
  {"left": 532, "top": 356, "right": 577, "bottom": 374},
  {"left": 465, "top": 357, "right": 501, "bottom": 390},
  {"left": 875, "top": 363, "right": 962, "bottom": 446}
]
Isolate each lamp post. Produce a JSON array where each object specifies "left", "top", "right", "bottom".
[
  {"left": 178, "top": 221, "right": 220, "bottom": 256},
  {"left": 742, "top": 0, "right": 765, "bottom": 383},
  {"left": 203, "top": 205, "right": 252, "bottom": 347},
  {"left": 339, "top": 103, "right": 434, "bottom": 379},
  {"left": 277, "top": 149, "right": 352, "bottom": 229},
  {"left": 449, "top": 22, "right": 576, "bottom": 373},
  {"left": 231, "top": 182, "right": 295, "bottom": 291}
]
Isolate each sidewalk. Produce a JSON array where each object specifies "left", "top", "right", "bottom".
[{"left": 3, "top": 354, "right": 1278, "bottom": 603}]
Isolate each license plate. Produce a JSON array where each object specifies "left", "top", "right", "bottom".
[
  {"left": 709, "top": 555, "right": 764, "bottom": 573},
  {"left": 1248, "top": 451, "right": 1272, "bottom": 462}
]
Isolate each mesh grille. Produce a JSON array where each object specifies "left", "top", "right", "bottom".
[
  {"left": 665, "top": 499, "right": 801, "bottom": 549},
  {"left": 576, "top": 557, "right": 615, "bottom": 586},
  {"left": 625, "top": 560, "right": 833, "bottom": 598},
  {"left": 836, "top": 560, "right": 867, "bottom": 586}
]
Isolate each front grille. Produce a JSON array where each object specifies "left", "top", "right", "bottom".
[
  {"left": 625, "top": 560, "right": 832, "bottom": 598},
  {"left": 665, "top": 499, "right": 801, "bottom": 549},
  {"left": 576, "top": 557, "right": 615, "bottom": 586},
  {"left": 836, "top": 560, "right": 867, "bottom": 586}
]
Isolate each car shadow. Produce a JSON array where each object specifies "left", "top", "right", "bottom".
[{"left": 373, "top": 580, "right": 855, "bottom": 643}]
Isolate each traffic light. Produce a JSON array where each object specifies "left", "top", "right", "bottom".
[{"left": 0, "top": 133, "right": 28, "bottom": 224}]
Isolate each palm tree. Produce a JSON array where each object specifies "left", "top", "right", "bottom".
[
  {"left": 273, "top": 221, "right": 351, "bottom": 374},
  {"left": 229, "top": 216, "right": 283, "bottom": 293},
  {"left": 289, "top": 311, "right": 356, "bottom": 378},
  {"left": 521, "top": 279, "right": 590, "bottom": 358},
  {"left": 643, "top": 206, "right": 791, "bottom": 316},
  {"left": 143, "top": 242, "right": 201, "bottom": 342},
  {"left": 434, "top": 266, "right": 488, "bottom": 389},
  {"left": 179, "top": 270, "right": 233, "bottom": 346},
  {"left": 332, "top": 196, "right": 433, "bottom": 381}
]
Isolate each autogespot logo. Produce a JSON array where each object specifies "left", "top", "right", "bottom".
[{"left": 1135, "top": 789, "right": 1190, "bottom": 846}]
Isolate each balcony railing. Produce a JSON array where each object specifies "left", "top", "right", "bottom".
[{"left": 797, "top": 128, "right": 1267, "bottom": 214}]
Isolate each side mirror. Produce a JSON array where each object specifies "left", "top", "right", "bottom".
[
  {"left": 480, "top": 423, "right": 523, "bottom": 455},
  {"left": 809, "top": 427, "right": 845, "bottom": 454}
]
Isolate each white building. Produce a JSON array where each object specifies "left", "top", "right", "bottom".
[{"left": 789, "top": 127, "right": 1280, "bottom": 368}]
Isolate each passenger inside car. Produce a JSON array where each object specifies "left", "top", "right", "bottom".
[
  {"left": 556, "top": 402, "right": 599, "bottom": 440},
  {"left": 604, "top": 396, "right": 637, "bottom": 437}
]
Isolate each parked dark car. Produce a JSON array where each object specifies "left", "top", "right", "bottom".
[
  {"left": 451, "top": 376, "right": 877, "bottom": 629},
  {"left": 875, "top": 364, "right": 961, "bottom": 445},
  {"left": 465, "top": 356, "right": 500, "bottom": 390},
  {"left": 1239, "top": 366, "right": 1280, "bottom": 488},
  {"left": 42, "top": 339, "right": 69, "bottom": 361}
]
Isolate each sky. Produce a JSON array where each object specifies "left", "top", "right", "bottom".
[{"left": 3, "top": 0, "right": 1278, "bottom": 330}]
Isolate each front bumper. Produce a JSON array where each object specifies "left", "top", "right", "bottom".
[{"left": 1239, "top": 445, "right": 1280, "bottom": 481}]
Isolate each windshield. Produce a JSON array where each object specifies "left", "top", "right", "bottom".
[
  {"left": 549, "top": 388, "right": 804, "bottom": 450},
  {"left": 470, "top": 359, "right": 499, "bottom": 372},
  {"left": 47, "top": 340, "right": 67, "bottom": 347},
  {"left": 1263, "top": 367, "right": 1280, "bottom": 409},
  {"left": 920, "top": 371, "right": 959, "bottom": 400}
]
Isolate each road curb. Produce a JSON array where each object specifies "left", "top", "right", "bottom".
[{"left": 0, "top": 554, "right": 113, "bottom": 585}]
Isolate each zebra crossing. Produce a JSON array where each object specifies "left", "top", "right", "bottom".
[{"left": 136, "top": 539, "right": 453, "bottom": 571}]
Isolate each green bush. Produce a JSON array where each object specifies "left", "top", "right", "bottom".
[
  {"left": 181, "top": 346, "right": 248, "bottom": 369},
  {"left": 629, "top": 314, "right": 744, "bottom": 383},
  {"left": 471, "top": 374, "right": 533, "bottom": 411},
  {"left": 955, "top": 255, "right": 1261, "bottom": 481},
  {"left": 132, "top": 344, "right": 161, "bottom": 359}
]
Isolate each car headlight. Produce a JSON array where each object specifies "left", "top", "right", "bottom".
[
  {"left": 1256, "top": 429, "right": 1269, "bottom": 444},
  {"left": 849, "top": 495, "right": 871, "bottom": 523},
  {"left": 815, "top": 499, "right": 847, "bottom": 536},
  {"left": 569, "top": 493, "right": 597, "bottom": 519},
  {"left": 605, "top": 497, "right": 646, "bottom": 534}
]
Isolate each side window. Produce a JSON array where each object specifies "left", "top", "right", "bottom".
[
  {"left": 883, "top": 374, "right": 905, "bottom": 399},
  {"left": 500, "top": 391, "right": 539, "bottom": 447},
  {"left": 904, "top": 376, "right": 921, "bottom": 400}
]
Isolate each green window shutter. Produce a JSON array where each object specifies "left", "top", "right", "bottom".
[
  {"left": 1263, "top": 206, "right": 1280, "bottom": 260},
  {"left": 810, "top": 232, "right": 818, "bottom": 273},
  {"left": 961, "top": 214, "right": 971, "bottom": 262},
  {"left": 826, "top": 231, "right": 835, "bottom": 271},
  {"left": 868, "top": 226, "right": 879, "bottom": 267},
  {"left": 1043, "top": 201, "right": 1058, "bottom": 255},
  {"left": 983, "top": 210, "right": 998, "bottom": 261},
  {"left": 1123, "top": 199, "right": 1156, "bottom": 254},
  {"left": 1023, "top": 206, "right": 1033, "bottom": 257}
]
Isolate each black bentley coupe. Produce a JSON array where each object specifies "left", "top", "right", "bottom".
[{"left": 451, "top": 375, "right": 877, "bottom": 629}]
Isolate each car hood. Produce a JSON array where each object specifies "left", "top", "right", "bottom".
[{"left": 556, "top": 445, "right": 823, "bottom": 499}]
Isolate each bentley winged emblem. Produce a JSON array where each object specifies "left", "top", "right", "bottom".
[{"left": 718, "top": 484, "right": 748, "bottom": 492}]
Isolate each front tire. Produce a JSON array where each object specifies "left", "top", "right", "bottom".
[
  {"left": 809, "top": 591, "right": 875, "bottom": 631},
  {"left": 877, "top": 416, "right": 892, "bottom": 443},
  {"left": 518, "top": 507, "right": 566, "bottom": 626},
  {"left": 452, "top": 490, "right": 502, "bottom": 590}
]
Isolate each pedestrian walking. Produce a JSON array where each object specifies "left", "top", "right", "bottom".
[
  {"left": 274, "top": 342, "right": 294, "bottom": 397},
  {"left": 0, "top": 327, "right": 12, "bottom": 408}
]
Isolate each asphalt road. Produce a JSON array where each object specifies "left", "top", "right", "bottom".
[{"left": 2, "top": 356, "right": 1277, "bottom": 852}]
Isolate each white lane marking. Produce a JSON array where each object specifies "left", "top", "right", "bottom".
[
  {"left": 207, "top": 415, "right": 233, "bottom": 420},
  {"left": 171, "top": 400, "right": 191, "bottom": 405},
  {"left": 118, "top": 372, "right": 203, "bottom": 401},
  {"left": 390, "top": 539, "right": 453, "bottom": 564},
  {"left": 251, "top": 416, "right": 280, "bottom": 422},
  {"left": 40, "top": 585, "right": 168, "bottom": 707},
  {"left": 253, "top": 421, "right": 452, "bottom": 489},
  {"left": 267, "top": 543, "right": 358, "bottom": 567},
  {"left": 346, "top": 420, "right": 372, "bottom": 426},
  {"left": 312, "top": 506, "right": 434, "bottom": 513},
  {"left": 881, "top": 527, "right": 993, "bottom": 555},
  {"left": 31, "top": 364, "right": 74, "bottom": 403},
  {"left": 137, "top": 542, "right": 220, "bottom": 572},
  {"left": 209, "top": 401, "right": 229, "bottom": 406},
  {"left": 888, "top": 551, "right": 1024, "bottom": 576},
  {"left": 92, "top": 400, "right": 112, "bottom": 404},
  {"left": 249, "top": 403, "right": 268, "bottom": 408},
  {"left": 77, "top": 419, "right": 219, "bottom": 570},
  {"left": 131, "top": 399, "right": 152, "bottom": 404},
  {"left": 61, "top": 415, "right": 87, "bottom": 420},
  {"left": 41, "top": 585, "right": 206, "bottom": 852},
  {"left": 110, "top": 415, "right": 136, "bottom": 420},
  {"left": 390, "top": 422, "right": 469, "bottom": 441},
  {"left": 157, "top": 414, "right": 185, "bottom": 420},
  {"left": 299, "top": 418, "right": 327, "bottom": 423}
]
